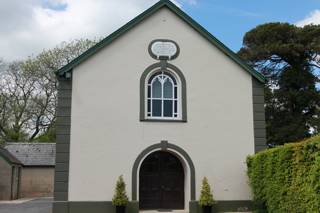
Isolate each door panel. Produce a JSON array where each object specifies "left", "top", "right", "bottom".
[{"left": 139, "top": 151, "right": 184, "bottom": 210}]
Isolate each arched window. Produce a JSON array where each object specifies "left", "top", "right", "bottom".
[
  {"left": 140, "top": 63, "right": 187, "bottom": 122},
  {"left": 146, "top": 71, "right": 178, "bottom": 118}
]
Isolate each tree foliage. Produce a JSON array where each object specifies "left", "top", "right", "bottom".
[
  {"left": 247, "top": 135, "right": 320, "bottom": 212},
  {"left": 238, "top": 23, "right": 320, "bottom": 145},
  {"left": 0, "top": 39, "right": 96, "bottom": 142}
]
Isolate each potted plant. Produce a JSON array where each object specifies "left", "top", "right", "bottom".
[
  {"left": 199, "top": 177, "right": 216, "bottom": 213},
  {"left": 112, "top": 175, "right": 129, "bottom": 213}
]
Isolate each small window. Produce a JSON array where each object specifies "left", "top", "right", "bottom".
[{"left": 146, "top": 72, "right": 179, "bottom": 119}]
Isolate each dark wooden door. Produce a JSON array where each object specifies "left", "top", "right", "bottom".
[{"left": 139, "top": 151, "right": 184, "bottom": 210}]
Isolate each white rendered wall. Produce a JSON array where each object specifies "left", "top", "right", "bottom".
[{"left": 68, "top": 7, "right": 254, "bottom": 204}]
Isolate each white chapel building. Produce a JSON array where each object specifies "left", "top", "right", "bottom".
[{"left": 53, "top": 0, "right": 266, "bottom": 212}]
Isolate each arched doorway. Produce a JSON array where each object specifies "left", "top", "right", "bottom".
[{"left": 139, "top": 151, "right": 185, "bottom": 210}]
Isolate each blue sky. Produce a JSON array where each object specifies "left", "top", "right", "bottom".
[{"left": 182, "top": 0, "right": 319, "bottom": 51}]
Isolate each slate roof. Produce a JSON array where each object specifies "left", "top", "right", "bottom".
[
  {"left": 0, "top": 147, "right": 22, "bottom": 165},
  {"left": 4, "top": 143, "right": 56, "bottom": 166}
]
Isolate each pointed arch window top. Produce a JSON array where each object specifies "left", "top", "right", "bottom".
[
  {"left": 147, "top": 71, "right": 178, "bottom": 119},
  {"left": 140, "top": 62, "right": 187, "bottom": 122}
]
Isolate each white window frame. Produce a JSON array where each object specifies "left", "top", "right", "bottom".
[{"left": 145, "top": 69, "right": 182, "bottom": 120}]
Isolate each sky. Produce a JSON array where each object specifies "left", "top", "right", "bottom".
[{"left": 0, "top": 0, "right": 319, "bottom": 61}]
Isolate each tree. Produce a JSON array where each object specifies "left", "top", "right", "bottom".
[
  {"left": 238, "top": 23, "right": 320, "bottom": 145},
  {"left": 0, "top": 39, "right": 96, "bottom": 142}
]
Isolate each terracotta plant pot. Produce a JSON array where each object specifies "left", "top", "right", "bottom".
[
  {"left": 115, "top": 205, "right": 126, "bottom": 213},
  {"left": 202, "top": 205, "right": 212, "bottom": 213}
]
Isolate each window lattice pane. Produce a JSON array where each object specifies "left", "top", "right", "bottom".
[
  {"left": 163, "top": 79, "right": 173, "bottom": 98},
  {"left": 174, "top": 100, "right": 177, "bottom": 113},
  {"left": 147, "top": 86, "right": 151, "bottom": 98},
  {"left": 166, "top": 72, "right": 177, "bottom": 85},
  {"left": 152, "top": 78, "right": 161, "bottom": 98},
  {"left": 147, "top": 71, "right": 179, "bottom": 119},
  {"left": 152, "top": 100, "right": 162, "bottom": 117},
  {"left": 147, "top": 100, "right": 151, "bottom": 113},
  {"left": 164, "top": 100, "right": 173, "bottom": 117},
  {"left": 174, "top": 86, "right": 177, "bottom": 99}
]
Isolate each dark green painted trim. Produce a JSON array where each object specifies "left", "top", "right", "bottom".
[
  {"left": 160, "top": 140, "right": 169, "bottom": 150},
  {"left": 54, "top": 76, "right": 72, "bottom": 201},
  {"left": 56, "top": 0, "right": 265, "bottom": 83},
  {"left": 52, "top": 201, "right": 139, "bottom": 213},
  {"left": 140, "top": 62, "right": 187, "bottom": 122},
  {"left": 252, "top": 77, "right": 267, "bottom": 153},
  {"left": 189, "top": 200, "right": 199, "bottom": 213},
  {"left": 0, "top": 153, "right": 22, "bottom": 166},
  {"left": 22, "top": 165, "right": 55, "bottom": 168},
  {"left": 140, "top": 119, "right": 187, "bottom": 123},
  {"left": 52, "top": 201, "right": 68, "bottom": 213},
  {"left": 53, "top": 200, "right": 251, "bottom": 213},
  {"left": 189, "top": 200, "right": 253, "bottom": 213},
  {"left": 148, "top": 39, "right": 180, "bottom": 60},
  {"left": 132, "top": 141, "right": 195, "bottom": 201}
]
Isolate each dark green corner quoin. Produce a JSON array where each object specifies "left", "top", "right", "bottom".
[
  {"left": 189, "top": 200, "right": 254, "bottom": 213},
  {"left": 53, "top": 201, "right": 139, "bottom": 213},
  {"left": 252, "top": 77, "right": 267, "bottom": 152},
  {"left": 140, "top": 62, "right": 187, "bottom": 122},
  {"left": 55, "top": 0, "right": 265, "bottom": 84},
  {"left": 53, "top": 76, "right": 72, "bottom": 213}
]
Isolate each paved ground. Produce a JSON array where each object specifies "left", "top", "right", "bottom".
[
  {"left": 0, "top": 199, "right": 251, "bottom": 213},
  {"left": 0, "top": 198, "right": 52, "bottom": 213},
  {"left": 141, "top": 211, "right": 188, "bottom": 213}
]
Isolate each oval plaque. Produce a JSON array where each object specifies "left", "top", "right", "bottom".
[{"left": 149, "top": 39, "right": 179, "bottom": 60}]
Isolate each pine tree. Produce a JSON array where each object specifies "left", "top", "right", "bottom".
[
  {"left": 238, "top": 23, "right": 320, "bottom": 145},
  {"left": 112, "top": 175, "right": 129, "bottom": 206},
  {"left": 199, "top": 177, "right": 215, "bottom": 206}
]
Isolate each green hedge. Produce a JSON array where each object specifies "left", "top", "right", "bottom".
[{"left": 247, "top": 135, "right": 320, "bottom": 212}]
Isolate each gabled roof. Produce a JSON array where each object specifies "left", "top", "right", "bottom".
[
  {"left": 0, "top": 147, "right": 22, "bottom": 165},
  {"left": 5, "top": 143, "right": 55, "bottom": 167},
  {"left": 56, "top": 0, "right": 265, "bottom": 83}
]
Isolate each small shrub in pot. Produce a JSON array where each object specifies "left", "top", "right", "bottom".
[
  {"left": 199, "top": 177, "right": 216, "bottom": 213},
  {"left": 112, "top": 175, "right": 129, "bottom": 213}
]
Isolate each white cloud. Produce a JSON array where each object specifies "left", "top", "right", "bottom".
[
  {"left": 296, "top": 10, "right": 320, "bottom": 27},
  {"left": 0, "top": 0, "right": 196, "bottom": 61}
]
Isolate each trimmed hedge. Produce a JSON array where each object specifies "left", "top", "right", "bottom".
[{"left": 247, "top": 135, "right": 320, "bottom": 212}]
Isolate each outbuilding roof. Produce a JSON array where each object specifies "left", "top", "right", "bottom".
[
  {"left": 56, "top": 0, "right": 265, "bottom": 83},
  {"left": 5, "top": 143, "right": 55, "bottom": 167},
  {"left": 0, "top": 147, "right": 22, "bottom": 165}
]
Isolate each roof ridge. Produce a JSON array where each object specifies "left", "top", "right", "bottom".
[{"left": 0, "top": 147, "right": 23, "bottom": 165}]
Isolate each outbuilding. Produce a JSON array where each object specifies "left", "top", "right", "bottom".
[
  {"left": 0, "top": 147, "right": 22, "bottom": 200},
  {"left": 2, "top": 143, "right": 55, "bottom": 199}
]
